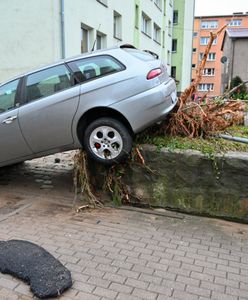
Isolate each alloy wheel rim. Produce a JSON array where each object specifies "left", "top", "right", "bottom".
[{"left": 89, "top": 126, "right": 123, "bottom": 159}]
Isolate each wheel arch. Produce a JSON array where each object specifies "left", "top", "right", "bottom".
[{"left": 76, "top": 107, "right": 134, "bottom": 145}]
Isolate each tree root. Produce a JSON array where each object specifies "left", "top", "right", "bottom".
[
  {"left": 73, "top": 147, "right": 150, "bottom": 208},
  {"left": 73, "top": 150, "right": 103, "bottom": 208}
]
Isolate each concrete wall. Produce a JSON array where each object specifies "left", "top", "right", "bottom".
[
  {"left": 90, "top": 146, "right": 248, "bottom": 222},
  {"left": 233, "top": 39, "right": 248, "bottom": 81},
  {"left": 0, "top": 0, "right": 61, "bottom": 83}
]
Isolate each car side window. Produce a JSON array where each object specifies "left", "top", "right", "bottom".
[
  {"left": 0, "top": 79, "right": 19, "bottom": 114},
  {"left": 25, "top": 64, "right": 72, "bottom": 102},
  {"left": 68, "top": 55, "right": 125, "bottom": 84}
]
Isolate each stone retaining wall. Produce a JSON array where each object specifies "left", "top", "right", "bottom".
[{"left": 120, "top": 145, "right": 248, "bottom": 222}]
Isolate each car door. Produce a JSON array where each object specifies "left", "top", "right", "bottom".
[
  {"left": 18, "top": 64, "right": 80, "bottom": 153},
  {"left": 0, "top": 78, "right": 33, "bottom": 165}
]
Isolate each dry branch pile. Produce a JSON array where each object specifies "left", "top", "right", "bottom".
[
  {"left": 164, "top": 99, "right": 245, "bottom": 138},
  {"left": 163, "top": 25, "right": 245, "bottom": 138}
]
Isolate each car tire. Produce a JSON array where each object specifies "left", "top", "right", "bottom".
[{"left": 83, "top": 118, "right": 133, "bottom": 165}]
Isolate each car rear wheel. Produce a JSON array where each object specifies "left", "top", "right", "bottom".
[{"left": 83, "top": 118, "right": 133, "bottom": 165}]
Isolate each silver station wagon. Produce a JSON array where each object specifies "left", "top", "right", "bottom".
[{"left": 0, "top": 45, "right": 177, "bottom": 166}]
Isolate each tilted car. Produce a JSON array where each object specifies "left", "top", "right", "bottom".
[{"left": 0, "top": 45, "right": 177, "bottom": 167}]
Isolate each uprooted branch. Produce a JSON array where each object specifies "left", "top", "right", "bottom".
[
  {"left": 165, "top": 100, "right": 245, "bottom": 138},
  {"left": 73, "top": 150, "right": 103, "bottom": 208},
  {"left": 179, "top": 24, "right": 227, "bottom": 108},
  {"left": 163, "top": 24, "right": 245, "bottom": 138}
]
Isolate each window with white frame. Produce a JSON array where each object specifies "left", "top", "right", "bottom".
[
  {"left": 203, "top": 68, "right": 215, "bottom": 76},
  {"left": 199, "top": 52, "right": 216, "bottom": 61},
  {"left": 172, "top": 39, "right": 177, "bottom": 52},
  {"left": 96, "top": 31, "right": 106, "bottom": 50},
  {"left": 167, "top": 50, "right": 171, "bottom": 65},
  {"left": 81, "top": 24, "right": 93, "bottom": 53},
  {"left": 198, "top": 83, "right": 214, "bottom": 91},
  {"left": 171, "top": 66, "right": 176, "bottom": 79},
  {"left": 113, "top": 11, "right": 122, "bottom": 40},
  {"left": 173, "top": 10, "right": 178, "bottom": 24},
  {"left": 141, "top": 12, "right": 151, "bottom": 36},
  {"left": 153, "top": 23, "right": 161, "bottom": 43},
  {"left": 228, "top": 19, "right": 242, "bottom": 26},
  {"left": 208, "top": 53, "right": 216, "bottom": 61},
  {"left": 201, "top": 20, "right": 218, "bottom": 29},
  {"left": 200, "top": 37, "right": 217, "bottom": 45},
  {"left": 168, "top": 20, "right": 172, "bottom": 36},
  {"left": 135, "top": 4, "right": 139, "bottom": 28}
]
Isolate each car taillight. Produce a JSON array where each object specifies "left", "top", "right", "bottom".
[{"left": 147, "top": 68, "right": 162, "bottom": 80}]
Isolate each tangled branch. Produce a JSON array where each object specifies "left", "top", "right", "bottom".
[
  {"left": 163, "top": 25, "right": 245, "bottom": 138},
  {"left": 73, "top": 150, "right": 103, "bottom": 208}
]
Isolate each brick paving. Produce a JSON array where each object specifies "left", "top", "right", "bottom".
[{"left": 0, "top": 153, "right": 248, "bottom": 300}]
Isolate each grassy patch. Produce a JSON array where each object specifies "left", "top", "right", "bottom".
[
  {"left": 136, "top": 133, "right": 248, "bottom": 156},
  {"left": 224, "top": 125, "right": 248, "bottom": 138}
]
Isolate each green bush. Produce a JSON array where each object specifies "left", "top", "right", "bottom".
[{"left": 230, "top": 76, "right": 248, "bottom": 100}]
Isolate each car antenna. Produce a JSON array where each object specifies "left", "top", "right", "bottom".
[{"left": 91, "top": 24, "right": 101, "bottom": 52}]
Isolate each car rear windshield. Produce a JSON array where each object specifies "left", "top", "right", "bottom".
[{"left": 123, "top": 48, "right": 156, "bottom": 61}]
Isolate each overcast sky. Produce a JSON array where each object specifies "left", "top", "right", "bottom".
[{"left": 195, "top": 0, "right": 248, "bottom": 16}]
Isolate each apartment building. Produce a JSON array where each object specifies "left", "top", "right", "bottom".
[
  {"left": 192, "top": 13, "right": 248, "bottom": 97},
  {"left": 171, "top": 0, "right": 195, "bottom": 93},
  {"left": 0, "top": 0, "right": 171, "bottom": 82}
]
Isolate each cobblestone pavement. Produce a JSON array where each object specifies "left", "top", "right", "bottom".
[{"left": 0, "top": 152, "right": 248, "bottom": 300}]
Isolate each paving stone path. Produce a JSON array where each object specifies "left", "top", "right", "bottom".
[{"left": 0, "top": 152, "right": 248, "bottom": 300}]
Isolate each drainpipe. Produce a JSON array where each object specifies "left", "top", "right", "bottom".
[{"left": 60, "top": 0, "right": 65, "bottom": 59}]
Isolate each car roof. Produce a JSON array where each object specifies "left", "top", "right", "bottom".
[{"left": 0, "top": 44, "right": 133, "bottom": 87}]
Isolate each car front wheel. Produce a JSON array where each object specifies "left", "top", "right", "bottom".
[{"left": 83, "top": 118, "right": 133, "bottom": 165}]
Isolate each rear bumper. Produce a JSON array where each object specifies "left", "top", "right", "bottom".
[{"left": 110, "top": 78, "right": 178, "bottom": 133}]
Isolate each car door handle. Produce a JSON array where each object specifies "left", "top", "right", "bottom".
[{"left": 2, "top": 116, "right": 18, "bottom": 124}]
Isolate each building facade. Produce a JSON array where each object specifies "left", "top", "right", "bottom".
[
  {"left": 0, "top": 0, "right": 194, "bottom": 92},
  {"left": 221, "top": 28, "right": 248, "bottom": 93},
  {"left": 171, "top": 0, "right": 195, "bottom": 93},
  {"left": 192, "top": 13, "right": 248, "bottom": 97}
]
